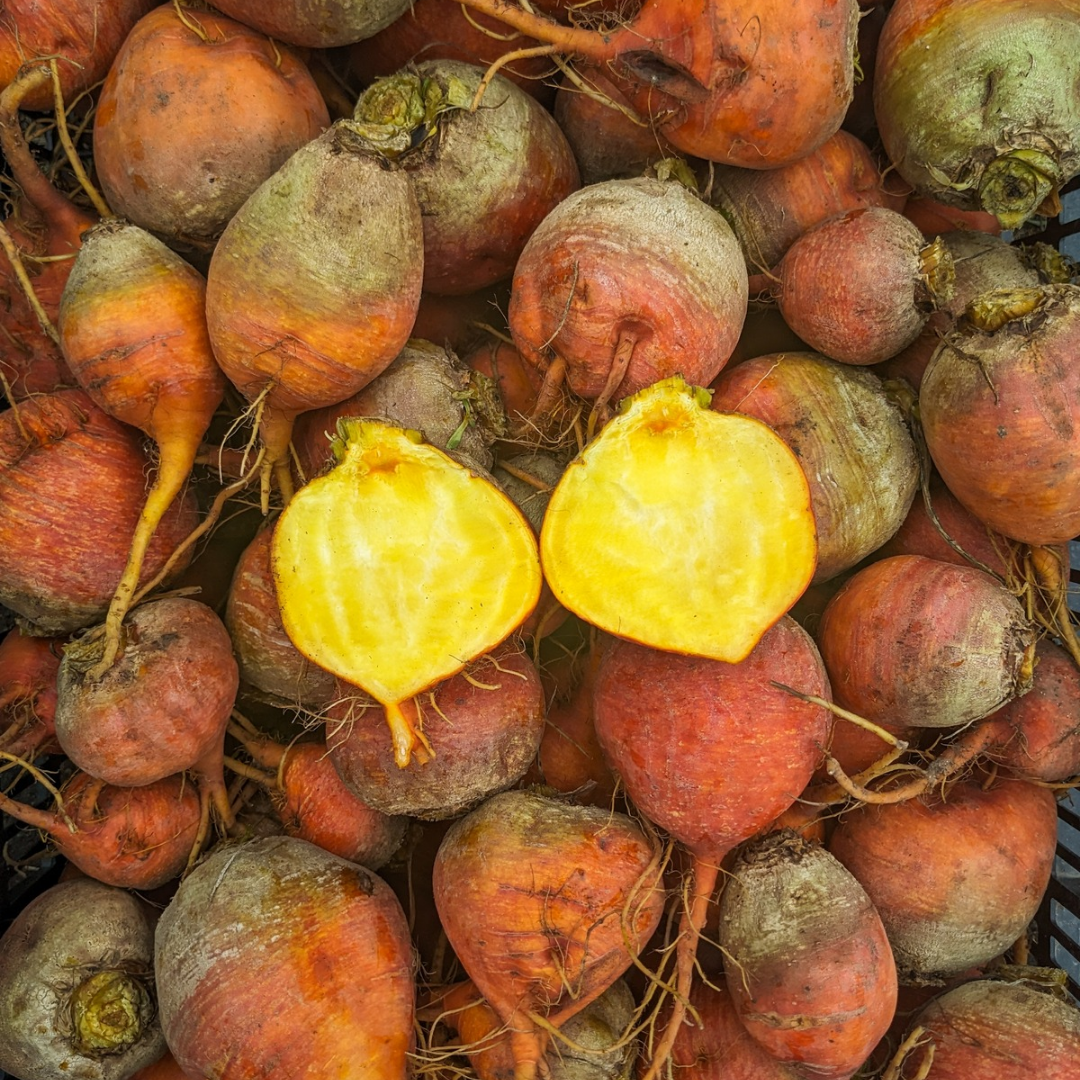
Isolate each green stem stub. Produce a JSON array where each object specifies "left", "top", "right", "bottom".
[
  {"left": 350, "top": 72, "right": 471, "bottom": 160},
  {"left": 979, "top": 149, "right": 1060, "bottom": 231},
  {"left": 70, "top": 969, "right": 153, "bottom": 1055}
]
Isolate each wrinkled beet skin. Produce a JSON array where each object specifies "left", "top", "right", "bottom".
[
  {"left": 51, "top": 771, "right": 201, "bottom": 890},
  {"left": 901, "top": 978, "right": 1080, "bottom": 1077},
  {"left": 0, "top": 390, "right": 199, "bottom": 634},
  {"left": 0, "top": 877, "right": 166, "bottom": 1080},
  {"left": 55, "top": 597, "right": 239, "bottom": 787},
  {"left": 0, "top": 0, "right": 156, "bottom": 108},
  {"left": 432, "top": 790, "right": 666, "bottom": 1050}
]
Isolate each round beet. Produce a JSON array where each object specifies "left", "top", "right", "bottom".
[
  {"left": 828, "top": 775, "right": 1058, "bottom": 981},
  {"left": 773, "top": 206, "right": 955, "bottom": 365},
  {"left": 815, "top": 555, "right": 1036, "bottom": 729},
  {"left": 874, "top": 0, "right": 1080, "bottom": 230},
  {"left": 155, "top": 835, "right": 416, "bottom": 1077},
  {"left": 291, "top": 339, "right": 499, "bottom": 482},
  {"left": 704, "top": 130, "right": 906, "bottom": 274},
  {"left": 0, "top": 877, "right": 165, "bottom": 1080},
  {"left": 920, "top": 283, "right": 1080, "bottom": 546},
  {"left": 508, "top": 176, "right": 747, "bottom": 420},
  {"left": 984, "top": 638, "right": 1080, "bottom": 782},
  {"left": 56, "top": 596, "right": 239, "bottom": 835},
  {"left": 894, "top": 977, "right": 1080, "bottom": 1077},
  {"left": 92, "top": 5, "right": 330, "bottom": 254},
  {"left": 225, "top": 527, "right": 337, "bottom": 710}
]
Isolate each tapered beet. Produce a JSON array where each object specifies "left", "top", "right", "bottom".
[
  {"left": 205, "top": 120, "right": 424, "bottom": 506},
  {"left": 0, "top": 390, "right": 199, "bottom": 634},
  {"left": 593, "top": 618, "right": 833, "bottom": 1079},
  {"left": 432, "top": 789, "right": 666, "bottom": 1080}
]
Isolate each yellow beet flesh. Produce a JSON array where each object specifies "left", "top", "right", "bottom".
[
  {"left": 273, "top": 420, "right": 542, "bottom": 767},
  {"left": 540, "top": 377, "right": 817, "bottom": 662}
]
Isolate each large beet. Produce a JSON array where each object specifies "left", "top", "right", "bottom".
[
  {"left": 92, "top": 5, "right": 330, "bottom": 254},
  {"left": 205, "top": 119, "right": 424, "bottom": 506},
  {"left": 592, "top": 618, "right": 832, "bottom": 1079},
  {"left": 920, "top": 284, "right": 1080, "bottom": 546},
  {"left": 508, "top": 177, "right": 747, "bottom": 414},
  {"left": 875, "top": 0, "right": 1080, "bottom": 229},
  {"left": 155, "top": 835, "right": 416, "bottom": 1078},
  {"left": 0, "top": 878, "right": 165, "bottom": 1080}
]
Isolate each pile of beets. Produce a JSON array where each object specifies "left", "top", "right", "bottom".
[{"left": 2, "top": 0, "right": 1080, "bottom": 1077}]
